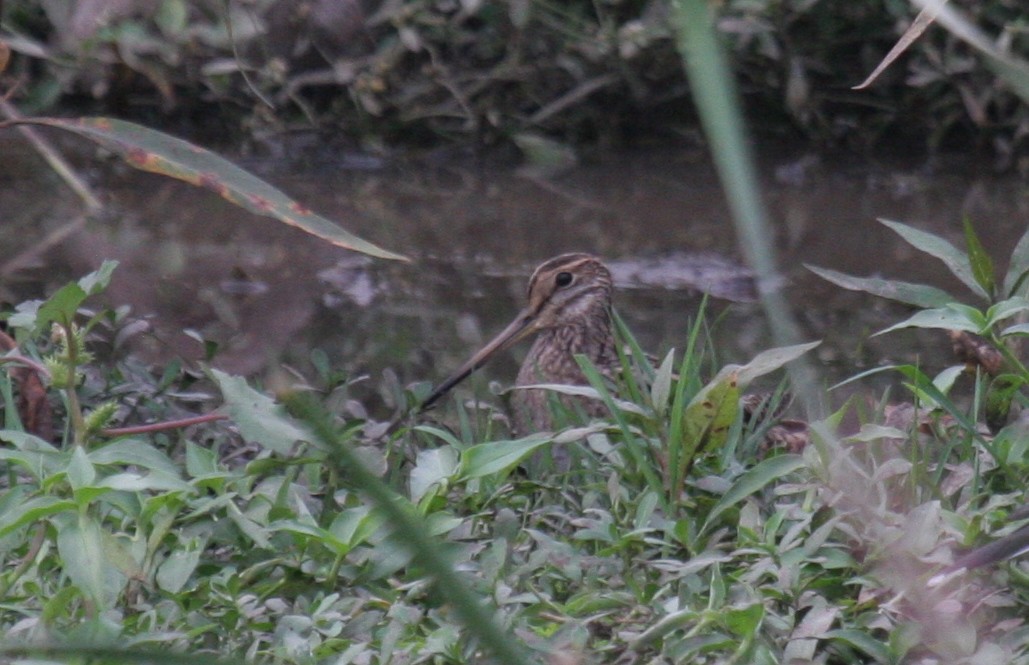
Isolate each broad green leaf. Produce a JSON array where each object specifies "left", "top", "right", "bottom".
[
  {"left": 985, "top": 374, "right": 1024, "bottom": 432},
  {"left": 875, "top": 306, "right": 982, "bottom": 336},
  {"left": 99, "top": 472, "right": 194, "bottom": 493},
  {"left": 9, "top": 261, "right": 120, "bottom": 332},
  {"left": 211, "top": 369, "right": 310, "bottom": 454},
  {"left": 963, "top": 218, "right": 995, "bottom": 297},
  {"left": 271, "top": 520, "right": 349, "bottom": 555},
  {"left": 824, "top": 629, "right": 892, "bottom": 663},
  {"left": 156, "top": 538, "right": 202, "bottom": 593},
  {"left": 78, "top": 260, "right": 119, "bottom": 295},
  {"left": 737, "top": 340, "right": 820, "bottom": 386},
  {"left": 12, "top": 118, "right": 408, "bottom": 261},
  {"left": 678, "top": 366, "right": 741, "bottom": 490},
  {"left": 651, "top": 349, "right": 676, "bottom": 416},
  {"left": 879, "top": 218, "right": 988, "bottom": 299},
  {"left": 806, "top": 265, "right": 954, "bottom": 308},
  {"left": 701, "top": 454, "right": 806, "bottom": 533},
  {"left": 331, "top": 505, "right": 387, "bottom": 548},
  {"left": 410, "top": 447, "right": 459, "bottom": 503},
  {"left": 0, "top": 495, "right": 77, "bottom": 538},
  {"left": 66, "top": 446, "right": 96, "bottom": 490},
  {"left": 459, "top": 434, "right": 552, "bottom": 480},
  {"left": 90, "top": 438, "right": 179, "bottom": 476},
  {"left": 57, "top": 513, "right": 126, "bottom": 610},
  {"left": 1003, "top": 226, "right": 1029, "bottom": 297},
  {"left": 724, "top": 603, "right": 764, "bottom": 637},
  {"left": 226, "top": 502, "right": 272, "bottom": 548}
]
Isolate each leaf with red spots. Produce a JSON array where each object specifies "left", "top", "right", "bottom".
[{"left": 9, "top": 117, "right": 408, "bottom": 262}]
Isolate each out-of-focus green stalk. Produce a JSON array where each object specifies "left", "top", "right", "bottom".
[{"left": 669, "top": 0, "right": 823, "bottom": 418}]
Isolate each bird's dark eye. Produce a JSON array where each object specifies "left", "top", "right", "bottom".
[{"left": 555, "top": 272, "right": 574, "bottom": 288}]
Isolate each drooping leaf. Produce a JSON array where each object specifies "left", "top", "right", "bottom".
[
  {"left": 806, "top": 264, "right": 954, "bottom": 308},
  {"left": 879, "top": 218, "right": 988, "bottom": 299},
  {"left": 11, "top": 118, "right": 408, "bottom": 262},
  {"left": 963, "top": 217, "right": 995, "bottom": 298}
]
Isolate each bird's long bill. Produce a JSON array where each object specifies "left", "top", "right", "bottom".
[{"left": 420, "top": 309, "right": 538, "bottom": 411}]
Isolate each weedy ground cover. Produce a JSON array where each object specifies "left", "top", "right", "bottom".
[{"left": 0, "top": 221, "right": 1027, "bottom": 663}]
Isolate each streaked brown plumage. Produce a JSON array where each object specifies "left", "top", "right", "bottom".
[{"left": 420, "top": 253, "right": 617, "bottom": 431}]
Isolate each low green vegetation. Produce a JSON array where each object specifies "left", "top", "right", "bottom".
[{"left": 0, "top": 221, "right": 1027, "bottom": 663}]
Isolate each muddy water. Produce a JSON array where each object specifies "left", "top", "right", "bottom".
[{"left": 2, "top": 136, "right": 1027, "bottom": 416}]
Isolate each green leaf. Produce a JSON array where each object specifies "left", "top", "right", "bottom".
[
  {"left": 737, "top": 340, "right": 820, "bottom": 386},
  {"left": 1003, "top": 225, "right": 1029, "bottom": 297},
  {"left": 331, "top": 505, "right": 387, "bottom": 549},
  {"left": 724, "top": 603, "right": 764, "bottom": 637},
  {"left": 651, "top": 349, "right": 676, "bottom": 416},
  {"left": 12, "top": 118, "right": 408, "bottom": 261},
  {"left": 701, "top": 455, "right": 806, "bottom": 533},
  {"left": 678, "top": 366, "right": 741, "bottom": 489},
  {"left": 1001, "top": 322, "right": 1029, "bottom": 336},
  {"left": 0, "top": 495, "right": 77, "bottom": 538},
  {"left": 410, "top": 447, "right": 459, "bottom": 503},
  {"left": 824, "top": 628, "right": 892, "bottom": 663},
  {"left": 459, "top": 434, "right": 552, "bottom": 480},
  {"left": 57, "top": 513, "right": 126, "bottom": 610},
  {"left": 98, "top": 472, "right": 194, "bottom": 493},
  {"left": 806, "top": 265, "right": 954, "bottom": 308},
  {"left": 963, "top": 218, "right": 995, "bottom": 298},
  {"left": 985, "top": 296, "right": 1029, "bottom": 327},
  {"left": 78, "top": 260, "right": 119, "bottom": 296},
  {"left": 156, "top": 538, "right": 202, "bottom": 593},
  {"left": 12, "top": 261, "right": 120, "bottom": 333},
  {"left": 879, "top": 218, "right": 988, "bottom": 299},
  {"left": 211, "top": 369, "right": 310, "bottom": 454},
  {"left": 67, "top": 446, "right": 96, "bottom": 490},
  {"left": 875, "top": 306, "right": 982, "bottom": 336},
  {"left": 90, "top": 438, "right": 180, "bottom": 476}
]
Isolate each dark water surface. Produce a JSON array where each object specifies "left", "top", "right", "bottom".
[{"left": 3, "top": 136, "right": 1027, "bottom": 414}]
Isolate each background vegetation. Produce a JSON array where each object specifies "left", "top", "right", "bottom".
[{"left": 2, "top": 0, "right": 1027, "bottom": 162}]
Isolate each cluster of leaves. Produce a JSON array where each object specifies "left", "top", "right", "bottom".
[
  {"left": 1, "top": 247, "right": 1027, "bottom": 664},
  {"left": 1, "top": 0, "right": 1026, "bottom": 155}
]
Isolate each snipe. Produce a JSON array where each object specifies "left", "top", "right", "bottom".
[{"left": 421, "top": 253, "right": 618, "bottom": 432}]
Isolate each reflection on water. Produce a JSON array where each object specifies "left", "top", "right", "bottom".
[{"left": 2, "top": 137, "right": 1027, "bottom": 415}]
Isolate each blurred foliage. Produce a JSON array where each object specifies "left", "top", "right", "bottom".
[{"left": 0, "top": 0, "right": 1026, "bottom": 160}]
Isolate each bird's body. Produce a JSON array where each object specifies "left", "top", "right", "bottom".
[{"left": 421, "top": 253, "right": 618, "bottom": 432}]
